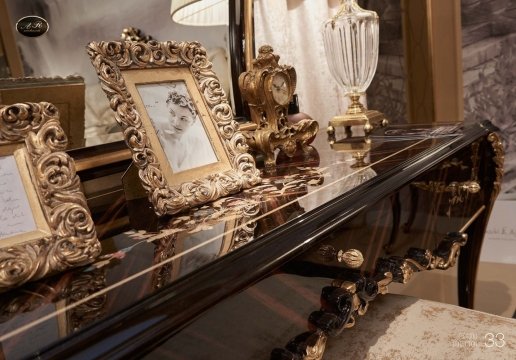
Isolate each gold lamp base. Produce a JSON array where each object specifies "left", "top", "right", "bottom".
[{"left": 327, "top": 94, "right": 388, "bottom": 136}]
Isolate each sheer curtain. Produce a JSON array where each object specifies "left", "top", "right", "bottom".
[{"left": 254, "top": 0, "right": 351, "bottom": 124}]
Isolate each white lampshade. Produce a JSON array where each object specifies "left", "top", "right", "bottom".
[{"left": 171, "top": 0, "right": 229, "bottom": 26}]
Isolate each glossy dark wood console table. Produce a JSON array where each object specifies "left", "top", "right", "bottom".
[{"left": 0, "top": 121, "right": 503, "bottom": 359}]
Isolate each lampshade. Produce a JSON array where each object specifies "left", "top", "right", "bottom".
[{"left": 171, "top": 0, "right": 229, "bottom": 26}]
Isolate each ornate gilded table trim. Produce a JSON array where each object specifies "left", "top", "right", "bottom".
[{"left": 272, "top": 230, "right": 473, "bottom": 359}]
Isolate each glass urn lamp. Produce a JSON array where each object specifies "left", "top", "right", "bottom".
[{"left": 323, "top": 0, "right": 387, "bottom": 136}]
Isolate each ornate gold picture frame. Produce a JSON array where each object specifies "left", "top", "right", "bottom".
[
  {"left": 87, "top": 41, "right": 261, "bottom": 216},
  {"left": 0, "top": 102, "right": 100, "bottom": 292}
]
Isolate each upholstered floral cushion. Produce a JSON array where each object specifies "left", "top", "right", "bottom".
[{"left": 325, "top": 294, "right": 516, "bottom": 359}]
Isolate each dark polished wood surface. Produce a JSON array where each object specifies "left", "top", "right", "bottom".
[{"left": 0, "top": 121, "right": 501, "bottom": 359}]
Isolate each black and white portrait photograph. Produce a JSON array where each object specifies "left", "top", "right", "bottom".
[{"left": 137, "top": 81, "right": 219, "bottom": 173}]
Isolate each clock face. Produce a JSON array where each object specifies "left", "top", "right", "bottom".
[{"left": 271, "top": 72, "right": 290, "bottom": 105}]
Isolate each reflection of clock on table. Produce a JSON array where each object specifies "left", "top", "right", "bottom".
[{"left": 239, "top": 45, "right": 319, "bottom": 169}]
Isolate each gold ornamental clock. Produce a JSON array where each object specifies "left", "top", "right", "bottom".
[{"left": 239, "top": 45, "right": 318, "bottom": 169}]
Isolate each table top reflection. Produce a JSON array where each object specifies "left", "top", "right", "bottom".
[{"left": 0, "top": 122, "right": 486, "bottom": 359}]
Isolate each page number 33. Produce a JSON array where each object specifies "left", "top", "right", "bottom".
[{"left": 485, "top": 333, "right": 505, "bottom": 347}]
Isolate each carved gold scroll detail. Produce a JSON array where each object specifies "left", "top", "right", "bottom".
[
  {"left": 87, "top": 41, "right": 261, "bottom": 216},
  {"left": 0, "top": 102, "right": 100, "bottom": 292}
]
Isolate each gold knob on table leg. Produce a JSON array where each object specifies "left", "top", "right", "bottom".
[
  {"left": 318, "top": 245, "right": 364, "bottom": 268},
  {"left": 460, "top": 181, "right": 481, "bottom": 194},
  {"left": 337, "top": 249, "right": 364, "bottom": 268}
]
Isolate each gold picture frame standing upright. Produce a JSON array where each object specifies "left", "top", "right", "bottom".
[
  {"left": 87, "top": 40, "right": 261, "bottom": 216},
  {"left": 0, "top": 102, "right": 100, "bottom": 292}
]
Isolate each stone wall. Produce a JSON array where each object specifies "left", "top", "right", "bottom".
[
  {"left": 362, "top": 0, "right": 407, "bottom": 124},
  {"left": 363, "top": 0, "right": 516, "bottom": 192},
  {"left": 462, "top": 0, "right": 516, "bottom": 193}
]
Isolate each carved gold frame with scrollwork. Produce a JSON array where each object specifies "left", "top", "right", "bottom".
[
  {"left": 0, "top": 102, "right": 100, "bottom": 292},
  {"left": 87, "top": 41, "right": 261, "bottom": 216}
]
